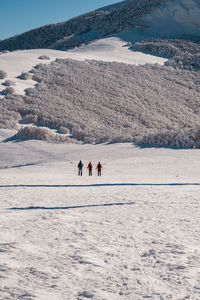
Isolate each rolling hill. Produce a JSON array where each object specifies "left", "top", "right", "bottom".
[{"left": 0, "top": 0, "right": 199, "bottom": 148}]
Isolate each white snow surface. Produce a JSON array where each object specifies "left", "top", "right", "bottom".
[
  {"left": 108, "top": 0, "right": 200, "bottom": 44},
  {"left": 0, "top": 129, "right": 200, "bottom": 299},
  {"left": 0, "top": 38, "right": 167, "bottom": 96},
  {"left": 143, "top": 0, "right": 200, "bottom": 38}
]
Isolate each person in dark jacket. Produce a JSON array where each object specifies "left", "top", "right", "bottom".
[
  {"left": 87, "top": 162, "right": 93, "bottom": 176},
  {"left": 78, "top": 160, "right": 83, "bottom": 176},
  {"left": 96, "top": 162, "right": 103, "bottom": 176}
]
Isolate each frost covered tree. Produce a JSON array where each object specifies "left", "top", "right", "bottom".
[
  {"left": 38, "top": 55, "right": 50, "bottom": 60},
  {"left": 17, "top": 72, "right": 30, "bottom": 80},
  {"left": 134, "top": 38, "right": 200, "bottom": 71},
  {"left": 0, "top": 69, "right": 7, "bottom": 79},
  {"left": 3, "top": 80, "right": 15, "bottom": 86},
  {"left": 0, "top": 57, "right": 199, "bottom": 147},
  {"left": 15, "top": 126, "right": 75, "bottom": 142},
  {"left": 1, "top": 87, "right": 15, "bottom": 95}
]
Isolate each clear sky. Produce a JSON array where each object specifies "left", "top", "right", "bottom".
[{"left": 0, "top": 0, "right": 122, "bottom": 40}]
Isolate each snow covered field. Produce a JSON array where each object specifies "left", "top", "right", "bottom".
[{"left": 0, "top": 129, "right": 200, "bottom": 299}]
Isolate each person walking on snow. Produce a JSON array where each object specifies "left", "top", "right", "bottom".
[
  {"left": 87, "top": 162, "right": 93, "bottom": 176},
  {"left": 78, "top": 160, "right": 83, "bottom": 176},
  {"left": 96, "top": 162, "right": 103, "bottom": 176}
]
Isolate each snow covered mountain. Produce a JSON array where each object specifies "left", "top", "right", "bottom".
[
  {"left": 1, "top": 2, "right": 200, "bottom": 297},
  {"left": 0, "top": 0, "right": 200, "bottom": 148},
  {"left": 0, "top": 0, "right": 199, "bottom": 52}
]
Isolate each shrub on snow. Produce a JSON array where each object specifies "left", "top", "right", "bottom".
[
  {"left": 15, "top": 126, "right": 76, "bottom": 143},
  {"left": 59, "top": 126, "right": 70, "bottom": 135},
  {"left": 3, "top": 80, "right": 15, "bottom": 86},
  {"left": 38, "top": 55, "right": 50, "bottom": 60},
  {"left": 29, "top": 68, "right": 37, "bottom": 74},
  {"left": 1, "top": 87, "right": 15, "bottom": 95},
  {"left": 0, "top": 108, "right": 20, "bottom": 129},
  {"left": 0, "top": 50, "right": 9, "bottom": 55},
  {"left": 0, "top": 119, "right": 17, "bottom": 129},
  {"left": 0, "top": 69, "right": 7, "bottom": 79},
  {"left": 33, "top": 63, "right": 44, "bottom": 69},
  {"left": 137, "top": 129, "right": 200, "bottom": 149},
  {"left": 21, "top": 114, "right": 38, "bottom": 124},
  {"left": 17, "top": 72, "right": 30, "bottom": 80},
  {"left": 32, "top": 74, "right": 43, "bottom": 82}
]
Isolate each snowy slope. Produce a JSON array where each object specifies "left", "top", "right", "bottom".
[
  {"left": 0, "top": 41, "right": 167, "bottom": 96},
  {"left": 142, "top": 0, "right": 200, "bottom": 38},
  {"left": 110, "top": 0, "right": 200, "bottom": 44},
  {"left": 0, "top": 0, "right": 199, "bottom": 96},
  {"left": 0, "top": 129, "right": 200, "bottom": 299}
]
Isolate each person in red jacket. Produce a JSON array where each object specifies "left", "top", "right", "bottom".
[
  {"left": 96, "top": 162, "right": 103, "bottom": 176},
  {"left": 87, "top": 162, "right": 93, "bottom": 176}
]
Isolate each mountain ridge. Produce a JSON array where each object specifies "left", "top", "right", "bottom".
[{"left": 2, "top": 0, "right": 200, "bottom": 52}]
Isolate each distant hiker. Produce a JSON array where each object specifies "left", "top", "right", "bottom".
[
  {"left": 96, "top": 162, "right": 103, "bottom": 176},
  {"left": 87, "top": 162, "right": 93, "bottom": 176},
  {"left": 78, "top": 160, "right": 83, "bottom": 176}
]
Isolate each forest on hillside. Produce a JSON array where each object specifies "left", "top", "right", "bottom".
[{"left": 0, "top": 58, "right": 199, "bottom": 148}]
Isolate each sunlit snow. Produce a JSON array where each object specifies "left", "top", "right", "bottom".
[
  {"left": 0, "top": 129, "right": 200, "bottom": 299},
  {"left": 0, "top": 37, "right": 167, "bottom": 96}
]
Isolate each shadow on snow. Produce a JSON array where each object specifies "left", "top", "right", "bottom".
[
  {"left": 0, "top": 163, "right": 37, "bottom": 170},
  {"left": 9, "top": 202, "right": 135, "bottom": 211},
  {"left": 0, "top": 183, "right": 200, "bottom": 188}
]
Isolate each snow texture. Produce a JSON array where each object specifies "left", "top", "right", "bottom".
[
  {"left": 142, "top": 0, "right": 200, "bottom": 37},
  {"left": 0, "top": 128, "right": 200, "bottom": 299}
]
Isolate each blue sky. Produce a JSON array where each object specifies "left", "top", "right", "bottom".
[{"left": 0, "top": 0, "right": 122, "bottom": 40}]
